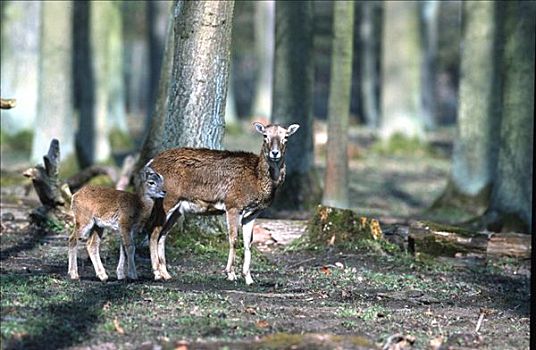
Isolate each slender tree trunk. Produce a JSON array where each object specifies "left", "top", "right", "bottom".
[
  {"left": 322, "top": 1, "right": 354, "bottom": 209},
  {"left": 252, "top": 0, "right": 275, "bottom": 120},
  {"left": 488, "top": 1, "right": 535, "bottom": 233},
  {"left": 380, "top": 1, "right": 424, "bottom": 140},
  {"left": 163, "top": 1, "right": 234, "bottom": 150},
  {"left": 0, "top": 1, "right": 41, "bottom": 134},
  {"left": 145, "top": 0, "right": 171, "bottom": 131},
  {"left": 107, "top": 1, "right": 127, "bottom": 133},
  {"left": 225, "top": 63, "right": 239, "bottom": 126},
  {"left": 74, "top": 1, "right": 113, "bottom": 168},
  {"left": 431, "top": 1, "right": 502, "bottom": 221},
  {"left": 271, "top": 0, "right": 320, "bottom": 211},
  {"left": 359, "top": 1, "right": 381, "bottom": 129},
  {"left": 31, "top": 1, "right": 74, "bottom": 163},
  {"left": 138, "top": 7, "right": 175, "bottom": 168},
  {"left": 420, "top": 0, "right": 439, "bottom": 130}
]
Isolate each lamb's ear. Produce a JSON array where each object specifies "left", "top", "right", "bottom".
[
  {"left": 253, "top": 122, "right": 266, "bottom": 134},
  {"left": 287, "top": 124, "right": 300, "bottom": 136}
]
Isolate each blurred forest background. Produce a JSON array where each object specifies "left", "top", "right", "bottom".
[{"left": 0, "top": 0, "right": 533, "bottom": 233}]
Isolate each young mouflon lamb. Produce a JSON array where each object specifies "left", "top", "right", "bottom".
[
  {"left": 148, "top": 122, "right": 299, "bottom": 284},
  {"left": 68, "top": 162, "right": 165, "bottom": 281}
]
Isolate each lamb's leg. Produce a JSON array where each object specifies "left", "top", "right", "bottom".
[
  {"left": 67, "top": 224, "right": 81, "bottom": 280},
  {"left": 225, "top": 209, "right": 239, "bottom": 281},
  {"left": 116, "top": 243, "right": 126, "bottom": 280},
  {"left": 156, "top": 209, "right": 183, "bottom": 280},
  {"left": 242, "top": 218, "right": 255, "bottom": 285},
  {"left": 122, "top": 228, "right": 138, "bottom": 280},
  {"left": 86, "top": 228, "right": 108, "bottom": 281}
]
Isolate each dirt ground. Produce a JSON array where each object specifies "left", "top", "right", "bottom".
[{"left": 0, "top": 126, "right": 531, "bottom": 349}]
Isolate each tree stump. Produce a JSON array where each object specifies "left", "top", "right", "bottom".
[
  {"left": 308, "top": 205, "right": 383, "bottom": 246},
  {"left": 23, "top": 139, "right": 73, "bottom": 226}
]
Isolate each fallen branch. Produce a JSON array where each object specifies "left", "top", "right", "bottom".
[{"left": 408, "top": 221, "right": 531, "bottom": 259}]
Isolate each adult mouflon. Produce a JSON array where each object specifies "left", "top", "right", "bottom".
[{"left": 148, "top": 122, "right": 299, "bottom": 284}]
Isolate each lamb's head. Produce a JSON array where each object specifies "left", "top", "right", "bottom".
[
  {"left": 254, "top": 122, "right": 300, "bottom": 163},
  {"left": 140, "top": 160, "right": 166, "bottom": 199}
]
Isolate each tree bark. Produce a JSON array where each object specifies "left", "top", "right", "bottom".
[
  {"left": 163, "top": 0, "right": 234, "bottom": 150},
  {"left": 31, "top": 1, "right": 75, "bottom": 164},
  {"left": 359, "top": 1, "right": 381, "bottom": 129},
  {"left": 271, "top": 0, "right": 320, "bottom": 211},
  {"left": 488, "top": 1, "right": 535, "bottom": 233},
  {"left": 322, "top": 1, "right": 354, "bottom": 209},
  {"left": 0, "top": 1, "right": 41, "bottom": 134},
  {"left": 252, "top": 0, "right": 275, "bottom": 120},
  {"left": 430, "top": 1, "right": 502, "bottom": 221},
  {"left": 380, "top": 1, "right": 424, "bottom": 140}
]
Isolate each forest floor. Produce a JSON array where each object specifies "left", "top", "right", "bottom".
[{"left": 0, "top": 125, "right": 531, "bottom": 349}]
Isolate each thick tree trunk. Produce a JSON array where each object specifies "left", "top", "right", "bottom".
[
  {"left": 271, "top": 0, "right": 320, "bottom": 212},
  {"left": 380, "top": 1, "right": 424, "bottom": 140},
  {"left": 430, "top": 2, "right": 501, "bottom": 221},
  {"left": 322, "top": 1, "right": 354, "bottom": 209},
  {"left": 359, "top": 1, "right": 381, "bottom": 129},
  {"left": 31, "top": 1, "right": 75, "bottom": 164},
  {"left": 0, "top": 1, "right": 40, "bottom": 136},
  {"left": 0, "top": 1, "right": 41, "bottom": 135},
  {"left": 163, "top": 1, "right": 234, "bottom": 150},
  {"left": 488, "top": 1, "right": 535, "bottom": 233},
  {"left": 74, "top": 1, "right": 113, "bottom": 168},
  {"left": 252, "top": 0, "right": 275, "bottom": 120}
]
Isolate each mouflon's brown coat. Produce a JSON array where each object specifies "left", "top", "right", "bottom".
[{"left": 148, "top": 122, "right": 299, "bottom": 284}]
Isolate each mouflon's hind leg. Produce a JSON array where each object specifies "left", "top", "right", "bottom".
[{"left": 224, "top": 209, "right": 240, "bottom": 281}]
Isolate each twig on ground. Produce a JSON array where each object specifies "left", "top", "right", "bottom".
[{"left": 475, "top": 310, "right": 485, "bottom": 333}]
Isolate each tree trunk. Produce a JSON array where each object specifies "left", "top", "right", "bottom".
[
  {"left": 430, "top": 1, "right": 501, "bottom": 221},
  {"left": 31, "top": 1, "right": 75, "bottom": 163},
  {"left": 271, "top": 0, "right": 320, "bottom": 212},
  {"left": 380, "top": 1, "right": 424, "bottom": 140},
  {"left": 74, "top": 1, "right": 113, "bottom": 168},
  {"left": 0, "top": 1, "right": 41, "bottom": 134},
  {"left": 359, "top": 1, "right": 381, "bottom": 129},
  {"left": 420, "top": 0, "right": 439, "bottom": 130},
  {"left": 488, "top": 1, "right": 535, "bottom": 233},
  {"left": 163, "top": 0, "right": 234, "bottom": 150},
  {"left": 107, "top": 1, "right": 128, "bottom": 134},
  {"left": 145, "top": 0, "right": 171, "bottom": 131},
  {"left": 322, "top": 1, "right": 354, "bottom": 209},
  {"left": 251, "top": 0, "right": 275, "bottom": 120},
  {"left": 138, "top": 5, "right": 175, "bottom": 168}
]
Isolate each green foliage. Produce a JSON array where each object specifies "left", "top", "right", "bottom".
[
  {"left": 0, "top": 129, "right": 33, "bottom": 154},
  {"left": 109, "top": 128, "right": 134, "bottom": 152},
  {"left": 371, "top": 133, "right": 434, "bottom": 156}
]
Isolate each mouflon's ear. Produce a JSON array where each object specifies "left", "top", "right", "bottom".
[
  {"left": 253, "top": 122, "right": 266, "bottom": 135},
  {"left": 286, "top": 124, "right": 300, "bottom": 136}
]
